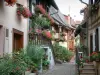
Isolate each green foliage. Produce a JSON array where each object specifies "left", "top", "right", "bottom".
[
  {"left": 30, "top": 14, "right": 50, "bottom": 30},
  {"left": 0, "top": 44, "right": 45, "bottom": 75},
  {"left": 26, "top": 42, "right": 45, "bottom": 68},
  {"left": 77, "top": 44, "right": 88, "bottom": 55},
  {"left": 0, "top": 53, "right": 27, "bottom": 75},
  {"left": 53, "top": 43, "right": 73, "bottom": 62}
]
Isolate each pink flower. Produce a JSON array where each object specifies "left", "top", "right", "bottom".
[
  {"left": 44, "top": 31, "right": 52, "bottom": 38},
  {"left": 36, "top": 29, "right": 41, "bottom": 33}
]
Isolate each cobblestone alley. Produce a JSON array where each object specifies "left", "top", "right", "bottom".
[{"left": 42, "top": 63, "right": 77, "bottom": 75}]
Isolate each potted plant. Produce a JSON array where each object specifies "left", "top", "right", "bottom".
[
  {"left": 5, "top": 0, "right": 16, "bottom": 6},
  {"left": 90, "top": 52, "right": 100, "bottom": 62}
]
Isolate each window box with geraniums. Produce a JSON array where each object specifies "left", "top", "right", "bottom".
[
  {"left": 5, "top": 0, "right": 16, "bottom": 6},
  {"left": 17, "top": 5, "right": 32, "bottom": 18},
  {"left": 90, "top": 52, "right": 100, "bottom": 62}
]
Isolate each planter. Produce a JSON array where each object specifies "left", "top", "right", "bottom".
[{"left": 29, "top": 73, "right": 36, "bottom": 75}]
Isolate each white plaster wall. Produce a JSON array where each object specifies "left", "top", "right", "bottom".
[{"left": 0, "top": 0, "right": 29, "bottom": 53}]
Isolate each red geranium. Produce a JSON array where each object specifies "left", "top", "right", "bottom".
[
  {"left": 5, "top": 0, "right": 16, "bottom": 6},
  {"left": 17, "top": 6, "right": 32, "bottom": 18},
  {"left": 90, "top": 52, "right": 98, "bottom": 56},
  {"left": 43, "top": 31, "right": 52, "bottom": 39},
  {"left": 22, "top": 7, "right": 32, "bottom": 18}
]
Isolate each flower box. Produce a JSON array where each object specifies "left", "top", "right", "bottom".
[
  {"left": 90, "top": 52, "right": 100, "bottom": 62},
  {"left": 17, "top": 6, "right": 32, "bottom": 18}
]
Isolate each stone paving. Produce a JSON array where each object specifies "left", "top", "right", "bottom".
[{"left": 42, "top": 63, "right": 77, "bottom": 75}]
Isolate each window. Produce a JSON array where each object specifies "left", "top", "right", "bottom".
[{"left": 95, "top": 28, "right": 99, "bottom": 52}]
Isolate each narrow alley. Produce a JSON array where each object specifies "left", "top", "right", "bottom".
[
  {"left": 42, "top": 63, "right": 77, "bottom": 75},
  {"left": 1, "top": 0, "right": 100, "bottom": 75}
]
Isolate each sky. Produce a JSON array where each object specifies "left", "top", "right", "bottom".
[{"left": 55, "top": 0, "right": 87, "bottom": 21}]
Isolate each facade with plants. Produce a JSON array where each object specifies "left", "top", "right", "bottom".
[
  {"left": 75, "top": 0, "right": 100, "bottom": 75},
  {"left": 0, "top": 0, "right": 31, "bottom": 56}
]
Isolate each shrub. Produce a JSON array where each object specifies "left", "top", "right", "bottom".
[
  {"left": 0, "top": 53, "right": 27, "bottom": 75},
  {"left": 53, "top": 43, "right": 73, "bottom": 62},
  {"left": 26, "top": 42, "right": 45, "bottom": 69}
]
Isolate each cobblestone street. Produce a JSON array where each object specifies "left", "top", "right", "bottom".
[{"left": 42, "top": 63, "right": 77, "bottom": 75}]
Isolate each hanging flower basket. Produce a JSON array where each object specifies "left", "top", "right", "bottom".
[
  {"left": 42, "top": 30, "right": 52, "bottom": 40},
  {"left": 17, "top": 6, "right": 32, "bottom": 18},
  {"left": 5, "top": 0, "right": 16, "bottom": 6}
]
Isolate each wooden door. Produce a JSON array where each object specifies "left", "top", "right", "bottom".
[{"left": 13, "top": 28, "right": 23, "bottom": 52}]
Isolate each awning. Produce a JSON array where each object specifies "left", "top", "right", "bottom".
[{"left": 36, "top": 5, "right": 54, "bottom": 24}]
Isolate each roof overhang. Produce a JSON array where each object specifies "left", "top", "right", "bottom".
[{"left": 75, "top": 21, "right": 87, "bottom": 37}]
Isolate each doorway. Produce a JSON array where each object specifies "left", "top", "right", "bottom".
[
  {"left": 90, "top": 34, "right": 93, "bottom": 54},
  {"left": 0, "top": 25, "right": 4, "bottom": 56},
  {"left": 13, "top": 28, "right": 23, "bottom": 52}
]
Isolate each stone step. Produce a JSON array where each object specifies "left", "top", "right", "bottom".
[
  {"left": 79, "top": 68, "right": 95, "bottom": 70},
  {"left": 80, "top": 71, "right": 96, "bottom": 74},
  {"left": 83, "top": 63, "right": 94, "bottom": 66},
  {"left": 80, "top": 74, "right": 95, "bottom": 75},
  {"left": 83, "top": 64, "right": 94, "bottom": 68},
  {"left": 81, "top": 69, "right": 95, "bottom": 73}
]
